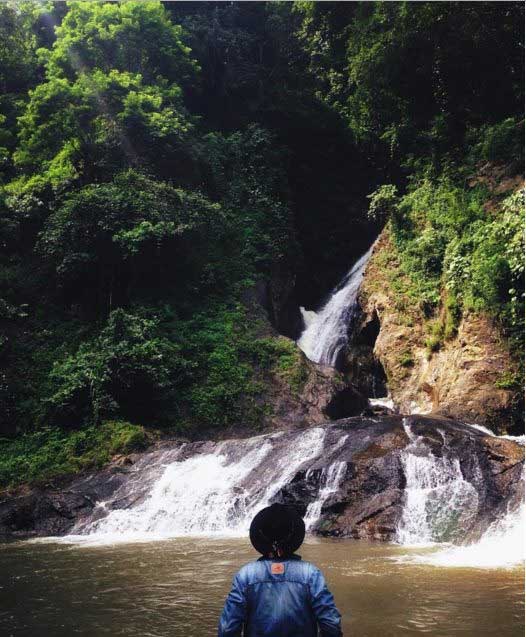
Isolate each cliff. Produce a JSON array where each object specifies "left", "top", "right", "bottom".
[{"left": 355, "top": 230, "right": 521, "bottom": 432}]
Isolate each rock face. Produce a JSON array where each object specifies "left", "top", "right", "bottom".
[
  {"left": 238, "top": 286, "right": 367, "bottom": 432},
  {"left": 0, "top": 415, "right": 522, "bottom": 542},
  {"left": 262, "top": 353, "right": 367, "bottom": 429},
  {"left": 353, "top": 231, "right": 521, "bottom": 433}
]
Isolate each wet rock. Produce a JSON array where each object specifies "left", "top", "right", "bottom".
[
  {"left": 237, "top": 282, "right": 368, "bottom": 430},
  {"left": 260, "top": 349, "right": 367, "bottom": 429},
  {"left": 0, "top": 415, "right": 522, "bottom": 542}
]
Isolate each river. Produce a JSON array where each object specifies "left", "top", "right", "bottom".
[{"left": 0, "top": 536, "right": 523, "bottom": 636}]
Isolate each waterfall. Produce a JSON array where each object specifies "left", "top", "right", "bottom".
[
  {"left": 396, "top": 420, "right": 524, "bottom": 568},
  {"left": 369, "top": 395, "right": 395, "bottom": 411},
  {"left": 417, "top": 501, "right": 525, "bottom": 568},
  {"left": 297, "top": 244, "right": 375, "bottom": 366},
  {"left": 304, "top": 461, "right": 347, "bottom": 530},
  {"left": 56, "top": 411, "right": 522, "bottom": 570},
  {"left": 396, "top": 420, "right": 479, "bottom": 545},
  {"left": 70, "top": 428, "right": 327, "bottom": 542}
]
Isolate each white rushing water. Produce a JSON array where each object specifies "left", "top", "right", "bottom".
[
  {"left": 56, "top": 416, "right": 524, "bottom": 570},
  {"left": 396, "top": 427, "right": 479, "bottom": 546},
  {"left": 369, "top": 395, "right": 395, "bottom": 411},
  {"left": 67, "top": 428, "right": 327, "bottom": 543},
  {"left": 304, "top": 461, "right": 347, "bottom": 530},
  {"left": 297, "top": 244, "right": 375, "bottom": 366},
  {"left": 416, "top": 502, "right": 525, "bottom": 569},
  {"left": 396, "top": 420, "right": 524, "bottom": 568}
]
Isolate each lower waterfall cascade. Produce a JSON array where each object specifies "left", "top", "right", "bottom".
[
  {"left": 395, "top": 420, "right": 524, "bottom": 568},
  {"left": 57, "top": 417, "right": 525, "bottom": 571},
  {"left": 71, "top": 427, "right": 329, "bottom": 541},
  {"left": 396, "top": 419, "right": 480, "bottom": 545},
  {"left": 304, "top": 460, "right": 347, "bottom": 531}
]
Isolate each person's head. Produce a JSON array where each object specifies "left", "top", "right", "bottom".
[{"left": 249, "top": 503, "right": 305, "bottom": 558}]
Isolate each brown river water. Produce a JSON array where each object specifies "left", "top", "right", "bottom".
[{"left": 0, "top": 536, "right": 523, "bottom": 636}]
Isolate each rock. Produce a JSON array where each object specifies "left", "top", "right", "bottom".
[
  {"left": 248, "top": 336, "right": 368, "bottom": 431},
  {"left": 237, "top": 284, "right": 368, "bottom": 432},
  {"left": 354, "top": 230, "right": 523, "bottom": 433},
  {"left": 0, "top": 415, "right": 522, "bottom": 542},
  {"left": 273, "top": 415, "right": 524, "bottom": 541},
  {"left": 111, "top": 454, "right": 134, "bottom": 467}
]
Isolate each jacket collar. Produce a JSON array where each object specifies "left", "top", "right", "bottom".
[{"left": 258, "top": 553, "right": 302, "bottom": 561}]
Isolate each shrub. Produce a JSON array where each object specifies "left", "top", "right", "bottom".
[
  {"left": 0, "top": 420, "right": 148, "bottom": 487},
  {"left": 367, "top": 184, "right": 399, "bottom": 223},
  {"left": 399, "top": 352, "right": 414, "bottom": 368},
  {"left": 467, "top": 118, "right": 524, "bottom": 166},
  {"left": 47, "top": 309, "right": 190, "bottom": 426},
  {"left": 249, "top": 336, "right": 309, "bottom": 394}
]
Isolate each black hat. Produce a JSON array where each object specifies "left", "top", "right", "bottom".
[{"left": 249, "top": 503, "right": 305, "bottom": 556}]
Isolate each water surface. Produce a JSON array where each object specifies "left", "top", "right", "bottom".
[{"left": 0, "top": 537, "right": 523, "bottom": 636}]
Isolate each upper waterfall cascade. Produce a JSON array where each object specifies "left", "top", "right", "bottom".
[{"left": 297, "top": 244, "right": 375, "bottom": 366}]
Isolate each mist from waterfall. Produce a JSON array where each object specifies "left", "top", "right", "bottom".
[{"left": 297, "top": 244, "right": 375, "bottom": 366}]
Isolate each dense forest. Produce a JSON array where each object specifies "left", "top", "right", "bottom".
[{"left": 0, "top": 1, "right": 523, "bottom": 485}]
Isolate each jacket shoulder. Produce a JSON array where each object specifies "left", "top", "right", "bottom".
[
  {"left": 235, "top": 560, "right": 263, "bottom": 582},
  {"left": 294, "top": 560, "right": 320, "bottom": 580}
]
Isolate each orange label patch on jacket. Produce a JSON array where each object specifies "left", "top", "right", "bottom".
[{"left": 271, "top": 563, "right": 285, "bottom": 575}]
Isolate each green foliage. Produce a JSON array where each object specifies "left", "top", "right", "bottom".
[
  {"left": 296, "top": 2, "right": 524, "bottom": 158},
  {"left": 11, "top": 68, "right": 195, "bottom": 193},
  {"left": 249, "top": 336, "right": 309, "bottom": 394},
  {"left": 0, "top": 0, "right": 52, "bottom": 179},
  {"left": 179, "top": 304, "right": 265, "bottom": 429},
  {"left": 205, "top": 125, "right": 295, "bottom": 278},
  {"left": 9, "top": 0, "right": 198, "bottom": 196},
  {"left": 0, "top": 420, "right": 148, "bottom": 487},
  {"left": 495, "top": 372, "right": 522, "bottom": 391},
  {"left": 467, "top": 118, "right": 524, "bottom": 167},
  {"left": 43, "top": 1, "right": 197, "bottom": 84},
  {"left": 425, "top": 321, "right": 444, "bottom": 357},
  {"left": 0, "top": 0, "right": 523, "bottom": 464},
  {"left": 36, "top": 170, "right": 224, "bottom": 307},
  {"left": 377, "top": 163, "right": 524, "bottom": 358},
  {"left": 47, "top": 309, "right": 190, "bottom": 426},
  {"left": 442, "top": 189, "right": 525, "bottom": 338},
  {"left": 443, "top": 292, "right": 461, "bottom": 340},
  {"left": 367, "top": 185, "right": 399, "bottom": 223},
  {"left": 398, "top": 352, "right": 414, "bottom": 368}
]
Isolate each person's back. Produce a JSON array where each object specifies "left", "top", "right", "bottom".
[{"left": 218, "top": 504, "right": 342, "bottom": 637}]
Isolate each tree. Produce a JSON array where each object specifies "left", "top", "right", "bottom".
[
  {"left": 47, "top": 308, "right": 191, "bottom": 425},
  {"left": 296, "top": 2, "right": 524, "bottom": 158},
  {"left": 9, "top": 0, "right": 199, "bottom": 200},
  {"left": 37, "top": 170, "right": 224, "bottom": 312}
]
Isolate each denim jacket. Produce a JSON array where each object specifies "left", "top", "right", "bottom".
[{"left": 218, "top": 555, "right": 343, "bottom": 637}]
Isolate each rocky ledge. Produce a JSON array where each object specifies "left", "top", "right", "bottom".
[{"left": 0, "top": 415, "right": 523, "bottom": 542}]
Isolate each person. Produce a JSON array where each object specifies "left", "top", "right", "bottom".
[{"left": 218, "top": 503, "right": 343, "bottom": 636}]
